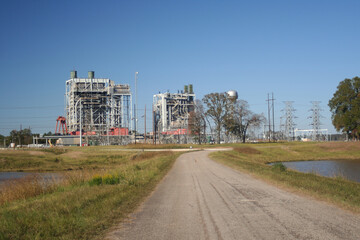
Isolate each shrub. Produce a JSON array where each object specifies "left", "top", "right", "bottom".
[
  {"left": 102, "top": 174, "right": 120, "bottom": 185},
  {"left": 272, "top": 162, "right": 287, "bottom": 172},
  {"left": 89, "top": 174, "right": 121, "bottom": 186},
  {"left": 89, "top": 175, "right": 102, "bottom": 186}
]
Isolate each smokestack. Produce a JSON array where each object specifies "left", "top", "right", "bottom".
[
  {"left": 189, "top": 84, "right": 193, "bottom": 94},
  {"left": 70, "top": 71, "right": 77, "bottom": 79},
  {"left": 184, "top": 85, "right": 188, "bottom": 93},
  {"left": 88, "top": 71, "right": 95, "bottom": 79}
]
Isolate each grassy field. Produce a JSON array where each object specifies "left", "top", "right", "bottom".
[
  {"left": 210, "top": 141, "right": 360, "bottom": 212},
  {"left": 0, "top": 144, "right": 223, "bottom": 172},
  {"left": 0, "top": 147, "right": 167, "bottom": 172},
  {"left": 0, "top": 147, "right": 180, "bottom": 239}
]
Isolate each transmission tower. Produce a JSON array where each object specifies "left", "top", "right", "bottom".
[
  {"left": 281, "top": 101, "right": 296, "bottom": 141},
  {"left": 309, "top": 101, "right": 322, "bottom": 141}
]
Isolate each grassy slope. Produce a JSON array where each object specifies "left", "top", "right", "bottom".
[
  {"left": 0, "top": 149, "right": 180, "bottom": 240},
  {"left": 0, "top": 144, "right": 221, "bottom": 172},
  {"left": 210, "top": 142, "right": 360, "bottom": 212},
  {"left": 0, "top": 147, "right": 144, "bottom": 172}
]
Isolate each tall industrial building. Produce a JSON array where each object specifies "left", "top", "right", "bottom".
[
  {"left": 153, "top": 85, "right": 195, "bottom": 133},
  {"left": 65, "top": 71, "right": 132, "bottom": 136}
]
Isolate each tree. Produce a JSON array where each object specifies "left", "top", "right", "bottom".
[
  {"left": 202, "top": 92, "right": 233, "bottom": 144},
  {"left": 0, "top": 134, "right": 4, "bottom": 147},
  {"left": 9, "top": 128, "right": 33, "bottom": 145},
  {"left": 328, "top": 77, "right": 360, "bottom": 139},
  {"left": 224, "top": 100, "right": 264, "bottom": 143},
  {"left": 189, "top": 100, "right": 206, "bottom": 144}
]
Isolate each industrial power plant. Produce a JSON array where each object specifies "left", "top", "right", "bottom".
[
  {"left": 66, "top": 71, "right": 132, "bottom": 135},
  {"left": 63, "top": 71, "right": 132, "bottom": 145},
  {"left": 27, "top": 70, "right": 332, "bottom": 147},
  {"left": 32, "top": 71, "right": 197, "bottom": 146},
  {"left": 152, "top": 85, "right": 195, "bottom": 144},
  {"left": 153, "top": 85, "right": 195, "bottom": 133}
]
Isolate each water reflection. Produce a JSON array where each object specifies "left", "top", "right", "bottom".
[
  {"left": 0, "top": 172, "right": 61, "bottom": 187},
  {"left": 280, "top": 160, "right": 360, "bottom": 183},
  {"left": 0, "top": 172, "right": 32, "bottom": 182}
]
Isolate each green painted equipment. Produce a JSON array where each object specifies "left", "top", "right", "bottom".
[
  {"left": 189, "top": 84, "right": 193, "bottom": 94},
  {"left": 88, "top": 71, "right": 95, "bottom": 79},
  {"left": 70, "top": 71, "right": 77, "bottom": 79},
  {"left": 184, "top": 85, "right": 188, "bottom": 93}
]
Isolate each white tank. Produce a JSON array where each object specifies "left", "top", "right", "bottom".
[{"left": 227, "top": 90, "right": 238, "bottom": 100}]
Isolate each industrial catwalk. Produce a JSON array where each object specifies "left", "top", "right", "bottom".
[{"left": 106, "top": 150, "right": 360, "bottom": 240}]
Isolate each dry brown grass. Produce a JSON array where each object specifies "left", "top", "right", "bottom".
[
  {"left": 317, "top": 142, "right": 360, "bottom": 152},
  {"left": 131, "top": 151, "right": 171, "bottom": 161},
  {"left": 61, "top": 170, "right": 101, "bottom": 185},
  {"left": 28, "top": 151, "right": 46, "bottom": 156},
  {"left": 0, "top": 174, "right": 60, "bottom": 205},
  {"left": 0, "top": 170, "right": 102, "bottom": 205},
  {"left": 233, "top": 146, "right": 261, "bottom": 155},
  {"left": 60, "top": 151, "right": 84, "bottom": 159}
]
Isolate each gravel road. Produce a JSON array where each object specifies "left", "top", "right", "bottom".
[{"left": 106, "top": 150, "right": 360, "bottom": 240}]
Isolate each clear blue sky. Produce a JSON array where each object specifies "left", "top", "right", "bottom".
[{"left": 1, "top": 0, "right": 360, "bottom": 136}]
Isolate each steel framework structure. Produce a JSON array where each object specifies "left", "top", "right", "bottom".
[
  {"left": 281, "top": 101, "right": 296, "bottom": 141},
  {"left": 153, "top": 86, "right": 195, "bottom": 133},
  {"left": 309, "top": 101, "right": 322, "bottom": 141},
  {"left": 65, "top": 71, "right": 132, "bottom": 135}
]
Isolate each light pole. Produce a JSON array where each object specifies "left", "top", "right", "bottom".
[
  {"left": 135, "top": 72, "right": 138, "bottom": 133},
  {"left": 75, "top": 99, "right": 83, "bottom": 147}
]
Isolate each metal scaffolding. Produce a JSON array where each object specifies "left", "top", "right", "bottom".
[
  {"left": 65, "top": 71, "right": 132, "bottom": 138},
  {"left": 153, "top": 85, "right": 195, "bottom": 133}
]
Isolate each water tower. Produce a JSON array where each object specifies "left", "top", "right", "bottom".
[{"left": 227, "top": 90, "right": 238, "bottom": 100}]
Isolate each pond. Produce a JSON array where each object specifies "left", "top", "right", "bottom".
[
  {"left": 277, "top": 160, "right": 360, "bottom": 183},
  {"left": 0, "top": 172, "right": 61, "bottom": 187}
]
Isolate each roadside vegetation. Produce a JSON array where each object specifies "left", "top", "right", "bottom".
[
  {"left": 0, "top": 147, "right": 180, "bottom": 239},
  {"left": 210, "top": 141, "right": 360, "bottom": 212},
  {"left": 0, "top": 146, "right": 179, "bottom": 172}
]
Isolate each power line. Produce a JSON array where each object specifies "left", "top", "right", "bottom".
[{"left": 0, "top": 105, "right": 63, "bottom": 110}]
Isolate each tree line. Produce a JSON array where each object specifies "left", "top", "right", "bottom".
[
  {"left": 189, "top": 92, "right": 264, "bottom": 144},
  {"left": 0, "top": 130, "right": 54, "bottom": 147}
]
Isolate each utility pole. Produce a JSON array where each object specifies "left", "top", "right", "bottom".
[
  {"left": 134, "top": 104, "right": 136, "bottom": 145},
  {"left": 134, "top": 72, "right": 138, "bottom": 145},
  {"left": 144, "top": 104, "right": 147, "bottom": 143},
  {"left": 272, "top": 93, "right": 275, "bottom": 140},
  {"left": 135, "top": 72, "right": 138, "bottom": 133},
  {"left": 19, "top": 124, "right": 22, "bottom": 146},
  {"left": 152, "top": 106, "right": 155, "bottom": 144},
  {"left": 267, "top": 94, "right": 271, "bottom": 142},
  {"left": 266, "top": 93, "right": 275, "bottom": 142}
]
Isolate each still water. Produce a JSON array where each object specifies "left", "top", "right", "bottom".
[
  {"left": 0, "top": 172, "right": 61, "bottom": 187},
  {"left": 0, "top": 172, "right": 33, "bottom": 182},
  {"left": 280, "top": 160, "right": 360, "bottom": 183}
]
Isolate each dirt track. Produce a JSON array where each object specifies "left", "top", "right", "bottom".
[{"left": 106, "top": 150, "right": 360, "bottom": 240}]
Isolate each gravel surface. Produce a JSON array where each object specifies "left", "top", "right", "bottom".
[{"left": 106, "top": 150, "right": 360, "bottom": 240}]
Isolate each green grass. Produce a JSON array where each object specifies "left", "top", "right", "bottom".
[
  {"left": 0, "top": 150, "right": 180, "bottom": 240},
  {"left": 210, "top": 142, "right": 360, "bottom": 212}
]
